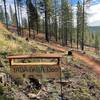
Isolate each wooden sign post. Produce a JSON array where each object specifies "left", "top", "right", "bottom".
[
  {"left": 7, "top": 54, "right": 63, "bottom": 98},
  {"left": 7, "top": 54, "right": 62, "bottom": 79}
]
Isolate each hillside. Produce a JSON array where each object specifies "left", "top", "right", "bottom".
[{"left": 0, "top": 22, "right": 100, "bottom": 100}]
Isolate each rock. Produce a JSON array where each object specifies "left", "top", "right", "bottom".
[
  {"left": 81, "top": 51, "right": 86, "bottom": 54},
  {"left": 31, "top": 48, "right": 37, "bottom": 53},
  {"left": 27, "top": 93, "right": 36, "bottom": 98},
  {"left": 27, "top": 93, "right": 39, "bottom": 99},
  {"left": 74, "top": 64, "right": 82, "bottom": 69},
  {"left": 25, "top": 37, "right": 29, "bottom": 41},
  {"left": 68, "top": 51, "right": 73, "bottom": 56},
  {"left": 87, "top": 82, "right": 95, "bottom": 90}
]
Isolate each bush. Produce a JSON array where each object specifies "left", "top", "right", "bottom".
[
  {"left": 14, "top": 78, "right": 23, "bottom": 86},
  {"left": 0, "top": 85, "right": 4, "bottom": 95},
  {"left": 63, "top": 69, "right": 73, "bottom": 79},
  {"left": 0, "top": 51, "right": 8, "bottom": 58}
]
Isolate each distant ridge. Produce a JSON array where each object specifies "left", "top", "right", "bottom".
[{"left": 89, "top": 26, "right": 100, "bottom": 33}]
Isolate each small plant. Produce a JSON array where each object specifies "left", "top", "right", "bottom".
[
  {"left": 63, "top": 69, "right": 73, "bottom": 79},
  {"left": 14, "top": 78, "right": 23, "bottom": 86},
  {"left": 0, "top": 51, "right": 8, "bottom": 58}
]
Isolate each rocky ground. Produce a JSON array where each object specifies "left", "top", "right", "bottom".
[{"left": 1, "top": 42, "right": 100, "bottom": 100}]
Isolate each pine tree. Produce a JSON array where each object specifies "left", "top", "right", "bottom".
[
  {"left": 3, "top": 0, "right": 8, "bottom": 28},
  {"left": 61, "top": 0, "right": 68, "bottom": 45},
  {"left": 52, "top": 0, "right": 58, "bottom": 41},
  {"left": 0, "top": 5, "right": 4, "bottom": 23},
  {"left": 38, "top": 0, "right": 53, "bottom": 42},
  {"left": 81, "top": 0, "right": 85, "bottom": 51},
  {"left": 22, "top": 18, "right": 28, "bottom": 28},
  {"left": 69, "top": 1, "right": 73, "bottom": 48},
  {"left": 17, "top": 0, "right": 22, "bottom": 35},
  {"left": 44, "top": 0, "right": 52, "bottom": 42},
  {"left": 61, "top": 0, "right": 73, "bottom": 46},
  {"left": 95, "top": 33, "right": 99, "bottom": 54},
  {"left": 26, "top": 0, "right": 39, "bottom": 39},
  {"left": 9, "top": 5, "right": 13, "bottom": 24},
  {"left": 17, "top": 0, "right": 24, "bottom": 35},
  {"left": 77, "top": 1, "right": 83, "bottom": 49},
  {"left": 12, "top": 13, "right": 16, "bottom": 25},
  {"left": 81, "top": 0, "right": 91, "bottom": 50},
  {"left": 14, "top": 0, "right": 20, "bottom": 35}
]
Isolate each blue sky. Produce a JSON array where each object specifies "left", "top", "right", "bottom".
[{"left": 0, "top": 0, "right": 100, "bottom": 26}]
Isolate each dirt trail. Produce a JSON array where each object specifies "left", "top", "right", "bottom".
[
  {"left": 42, "top": 42, "right": 100, "bottom": 74},
  {"left": 73, "top": 51, "right": 100, "bottom": 74}
]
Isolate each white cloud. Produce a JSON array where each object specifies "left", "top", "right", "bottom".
[
  {"left": 73, "top": 2, "right": 100, "bottom": 27},
  {"left": 87, "top": 3, "right": 100, "bottom": 26}
]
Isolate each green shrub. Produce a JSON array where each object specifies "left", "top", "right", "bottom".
[
  {"left": 63, "top": 69, "right": 73, "bottom": 79},
  {"left": 0, "top": 85, "right": 4, "bottom": 95},
  {"left": 14, "top": 78, "right": 23, "bottom": 86},
  {"left": 0, "top": 51, "right": 8, "bottom": 58}
]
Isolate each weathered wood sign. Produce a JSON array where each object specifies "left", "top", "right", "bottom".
[{"left": 7, "top": 54, "right": 62, "bottom": 79}]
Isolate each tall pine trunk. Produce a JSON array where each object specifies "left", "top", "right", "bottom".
[
  {"left": 77, "top": 28, "right": 79, "bottom": 49},
  {"left": 26, "top": 1, "right": 31, "bottom": 38},
  {"left": 17, "top": 2, "right": 21, "bottom": 35},
  {"left": 3, "top": 0, "right": 8, "bottom": 28},
  {"left": 44, "top": 2, "right": 49, "bottom": 42},
  {"left": 14, "top": 0, "right": 19, "bottom": 35},
  {"left": 82, "top": 0, "right": 85, "bottom": 50},
  {"left": 35, "top": 0, "right": 38, "bottom": 34},
  {"left": 20, "top": 5, "right": 23, "bottom": 36}
]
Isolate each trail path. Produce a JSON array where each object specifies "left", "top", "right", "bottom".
[
  {"left": 39, "top": 41, "right": 100, "bottom": 74},
  {"left": 73, "top": 51, "right": 100, "bottom": 74}
]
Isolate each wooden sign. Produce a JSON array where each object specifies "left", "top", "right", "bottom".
[
  {"left": 7, "top": 54, "right": 62, "bottom": 79},
  {"left": 10, "top": 65, "right": 60, "bottom": 79}
]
